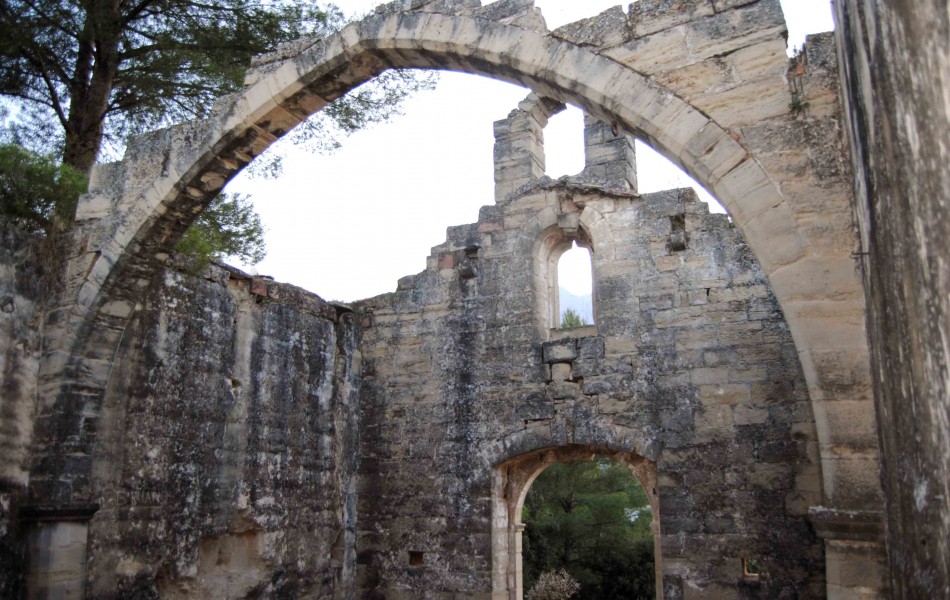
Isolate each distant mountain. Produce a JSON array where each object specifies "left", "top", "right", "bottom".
[{"left": 559, "top": 286, "right": 593, "bottom": 325}]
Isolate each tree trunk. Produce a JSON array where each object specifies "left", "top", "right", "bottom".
[{"left": 62, "top": 1, "right": 122, "bottom": 175}]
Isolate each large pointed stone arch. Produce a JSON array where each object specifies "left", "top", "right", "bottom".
[{"left": 32, "top": 1, "right": 883, "bottom": 596}]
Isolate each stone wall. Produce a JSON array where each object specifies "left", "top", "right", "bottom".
[
  {"left": 1, "top": 0, "right": 928, "bottom": 596},
  {"left": 25, "top": 8, "right": 885, "bottom": 597},
  {"left": 834, "top": 1, "right": 950, "bottom": 597},
  {"left": 25, "top": 263, "right": 362, "bottom": 598},
  {"left": 355, "top": 168, "right": 824, "bottom": 596},
  {"left": 0, "top": 223, "right": 49, "bottom": 599}
]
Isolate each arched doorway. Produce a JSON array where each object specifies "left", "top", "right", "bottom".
[
  {"left": 492, "top": 445, "right": 660, "bottom": 600},
  {"left": 521, "top": 457, "right": 654, "bottom": 598}
]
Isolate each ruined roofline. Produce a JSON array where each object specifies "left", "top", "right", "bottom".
[{"left": 502, "top": 176, "right": 640, "bottom": 203}]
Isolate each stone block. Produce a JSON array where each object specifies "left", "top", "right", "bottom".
[
  {"left": 684, "top": 0, "right": 786, "bottom": 60},
  {"left": 551, "top": 6, "right": 631, "bottom": 48},
  {"left": 541, "top": 338, "right": 577, "bottom": 364},
  {"left": 712, "top": 0, "right": 760, "bottom": 10},
  {"left": 576, "top": 336, "right": 605, "bottom": 360},
  {"left": 581, "top": 377, "right": 614, "bottom": 396},
  {"left": 690, "top": 367, "right": 730, "bottom": 385},
  {"left": 823, "top": 540, "right": 888, "bottom": 590},
  {"left": 690, "top": 75, "right": 791, "bottom": 129},
  {"left": 547, "top": 381, "right": 580, "bottom": 400},
  {"left": 550, "top": 362, "right": 572, "bottom": 382},
  {"left": 699, "top": 383, "right": 751, "bottom": 406},
  {"left": 657, "top": 55, "right": 740, "bottom": 99},
  {"left": 604, "top": 27, "right": 690, "bottom": 75},
  {"left": 734, "top": 404, "right": 769, "bottom": 425},
  {"left": 630, "top": 0, "right": 714, "bottom": 37}
]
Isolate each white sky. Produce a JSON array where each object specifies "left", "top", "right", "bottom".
[{"left": 225, "top": 0, "right": 835, "bottom": 302}]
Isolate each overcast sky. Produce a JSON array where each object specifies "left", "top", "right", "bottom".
[{"left": 225, "top": 0, "right": 835, "bottom": 302}]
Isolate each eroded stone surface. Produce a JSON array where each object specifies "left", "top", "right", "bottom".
[
  {"left": 0, "top": 0, "right": 923, "bottom": 597},
  {"left": 347, "top": 102, "right": 825, "bottom": 595},
  {"left": 835, "top": 1, "right": 950, "bottom": 597},
  {"left": 80, "top": 265, "right": 362, "bottom": 599},
  {"left": 0, "top": 223, "right": 48, "bottom": 600}
]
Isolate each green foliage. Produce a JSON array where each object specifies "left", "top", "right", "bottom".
[
  {"left": 789, "top": 96, "right": 810, "bottom": 115},
  {"left": 560, "top": 308, "right": 588, "bottom": 328},
  {"left": 0, "top": 143, "right": 86, "bottom": 232},
  {"left": 175, "top": 193, "right": 265, "bottom": 270},
  {"left": 522, "top": 458, "right": 655, "bottom": 600}
]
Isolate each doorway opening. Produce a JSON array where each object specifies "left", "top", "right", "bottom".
[
  {"left": 492, "top": 446, "right": 660, "bottom": 600},
  {"left": 522, "top": 457, "right": 655, "bottom": 599}
]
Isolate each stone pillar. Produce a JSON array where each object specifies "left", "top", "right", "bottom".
[
  {"left": 493, "top": 95, "right": 565, "bottom": 203},
  {"left": 514, "top": 523, "right": 526, "bottom": 600},
  {"left": 22, "top": 506, "right": 97, "bottom": 600},
  {"left": 581, "top": 114, "right": 637, "bottom": 192},
  {"left": 809, "top": 507, "right": 889, "bottom": 599},
  {"left": 493, "top": 108, "right": 546, "bottom": 203}
]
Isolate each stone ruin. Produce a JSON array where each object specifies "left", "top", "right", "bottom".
[{"left": 2, "top": 0, "right": 949, "bottom": 599}]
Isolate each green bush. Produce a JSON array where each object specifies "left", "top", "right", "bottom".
[
  {"left": 560, "top": 308, "right": 588, "bottom": 328},
  {"left": 0, "top": 144, "right": 86, "bottom": 232},
  {"left": 175, "top": 193, "right": 266, "bottom": 271}
]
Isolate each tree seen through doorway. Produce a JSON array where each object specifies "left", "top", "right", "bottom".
[{"left": 522, "top": 458, "right": 655, "bottom": 599}]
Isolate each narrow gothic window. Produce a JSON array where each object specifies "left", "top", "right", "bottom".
[{"left": 557, "top": 242, "right": 593, "bottom": 328}]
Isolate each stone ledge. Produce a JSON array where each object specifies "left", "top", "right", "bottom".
[
  {"left": 19, "top": 504, "right": 99, "bottom": 523},
  {"left": 807, "top": 506, "right": 885, "bottom": 543}
]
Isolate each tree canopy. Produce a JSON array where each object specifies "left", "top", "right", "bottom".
[
  {"left": 0, "top": 0, "right": 435, "bottom": 174},
  {"left": 0, "top": 0, "right": 435, "bottom": 266},
  {"left": 522, "top": 458, "right": 655, "bottom": 600}
]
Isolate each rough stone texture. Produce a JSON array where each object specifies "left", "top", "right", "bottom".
[
  {"left": 34, "top": 8, "right": 878, "bottom": 556},
  {"left": 59, "top": 264, "right": 360, "bottom": 598},
  {"left": 0, "top": 0, "right": 925, "bottom": 597},
  {"left": 834, "top": 1, "right": 950, "bottom": 597},
  {"left": 350, "top": 104, "right": 823, "bottom": 596},
  {"left": 0, "top": 223, "right": 48, "bottom": 600}
]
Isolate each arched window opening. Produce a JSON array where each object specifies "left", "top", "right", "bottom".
[
  {"left": 557, "top": 242, "right": 593, "bottom": 329},
  {"left": 521, "top": 457, "right": 655, "bottom": 600},
  {"left": 535, "top": 223, "right": 595, "bottom": 338},
  {"left": 542, "top": 106, "right": 586, "bottom": 179}
]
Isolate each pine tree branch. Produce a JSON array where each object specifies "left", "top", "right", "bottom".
[
  {"left": 20, "top": 0, "right": 80, "bottom": 40},
  {"left": 120, "top": 0, "right": 161, "bottom": 25},
  {"left": 16, "top": 49, "right": 70, "bottom": 128}
]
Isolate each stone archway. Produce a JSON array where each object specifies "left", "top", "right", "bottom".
[
  {"left": 29, "top": 1, "right": 884, "bottom": 597},
  {"left": 492, "top": 444, "right": 660, "bottom": 600}
]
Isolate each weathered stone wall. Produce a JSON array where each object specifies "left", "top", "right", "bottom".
[
  {"left": 31, "top": 264, "right": 364, "bottom": 598},
  {"left": 834, "top": 1, "right": 950, "bottom": 597},
  {"left": 0, "top": 1, "right": 919, "bottom": 597},
  {"left": 46, "top": 2, "right": 876, "bottom": 533},
  {"left": 28, "top": 11, "right": 883, "bottom": 598},
  {"left": 0, "top": 223, "right": 48, "bottom": 599},
  {"left": 355, "top": 174, "right": 824, "bottom": 597}
]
